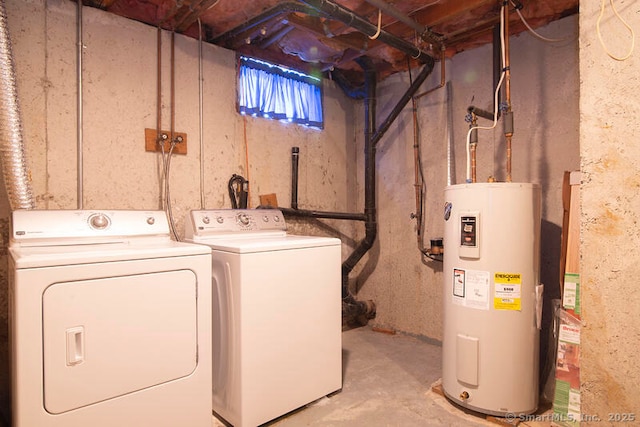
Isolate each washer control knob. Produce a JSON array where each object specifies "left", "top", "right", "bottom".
[
  {"left": 238, "top": 213, "right": 250, "bottom": 226},
  {"left": 263, "top": 215, "right": 269, "bottom": 222},
  {"left": 202, "top": 216, "right": 210, "bottom": 225},
  {"left": 146, "top": 216, "right": 155, "bottom": 225},
  {"left": 273, "top": 215, "right": 280, "bottom": 222},
  {"left": 89, "top": 213, "right": 110, "bottom": 230}
]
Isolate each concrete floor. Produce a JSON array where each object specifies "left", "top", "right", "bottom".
[{"left": 212, "top": 326, "right": 554, "bottom": 427}]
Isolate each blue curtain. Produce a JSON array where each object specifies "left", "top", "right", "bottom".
[{"left": 238, "top": 57, "right": 323, "bottom": 128}]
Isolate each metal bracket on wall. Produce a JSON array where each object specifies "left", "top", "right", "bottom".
[{"left": 144, "top": 128, "right": 187, "bottom": 154}]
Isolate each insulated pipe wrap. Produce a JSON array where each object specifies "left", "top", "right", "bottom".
[{"left": 0, "top": 0, "right": 35, "bottom": 210}]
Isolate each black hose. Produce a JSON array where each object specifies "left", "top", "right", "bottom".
[
  {"left": 291, "top": 147, "right": 299, "bottom": 210},
  {"left": 228, "top": 174, "right": 248, "bottom": 209}
]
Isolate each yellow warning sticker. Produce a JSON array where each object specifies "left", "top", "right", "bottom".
[
  {"left": 494, "top": 272, "right": 522, "bottom": 284},
  {"left": 494, "top": 272, "right": 521, "bottom": 310}
]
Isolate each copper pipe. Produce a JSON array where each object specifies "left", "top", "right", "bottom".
[
  {"left": 471, "top": 115, "right": 478, "bottom": 183},
  {"left": 471, "top": 143, "right": 477, "bottom": 183},
  {"left": 414, "top": 47, "right": 446, "bottom": 99},
  {"left": 411, "top": 95, "right": 422, "bottom": 248},
  {"left": 503, "top": 3, "right": 513, "bottom": 182},
  {"left": 156, "top": 27, "right": 162, "bottom": 138},
  {"left": 170, "top": 31, "right": 175, "bottom": 143},
  {"left": 503, "top": 4, "right": 511, "bottom": 108}
]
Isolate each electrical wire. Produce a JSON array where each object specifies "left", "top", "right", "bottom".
[
  {"left": 164, "top": 31, "right": 179, "bottom": 241},
  {"left": 161, "top": 139, "right": 180, "bottom": 241},
  {"left": 511, "top": 1, "right": 567, "bottom": 43},
  {"left": 369, "top": 9, "right": 382, "bottom": 40},
  {"left": 465, "top": 2, "right": 506, "bottom": 183},
  {"left": 596, "top": 0, "right": 635, "bottom": 61}
]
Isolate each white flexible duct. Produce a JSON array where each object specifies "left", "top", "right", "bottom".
[{"left": 0, "top": 0, "right": 35, "bottom": 210}]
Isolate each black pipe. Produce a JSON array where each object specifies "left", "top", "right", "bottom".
[
  {"left": 467, "top": 105, "right": 495, "bottom": 122},
  {"left": 493, "top": 24, "right": 503, "bottom": 107},
  {"left": 213, "top": 1, "right": 434, "bottom": 65},
  {"left": 212, "top": 3, "right": 315, "bottom": 45},
  {"left": 291, "top": 147, "right": 299, "bottom": 210},
  {"left": 330, "top": 68, "right": 367, "bottom": 99},
  {"left": 299, "top": 0, "right": 432, "bottom": 63},
  {"left": 466, "top": 25, "right": 503, "bottom": 123},
  {"left": 280, "top": 207, "right": 366, "bottom": 221},
  {"left": 371, "top": 61, "right": 434, "bottom": 148},
  {"left": 341, "top": 56, "right": 377, "bottom": 298},
  {"left": 338, "top": 56, "right": 378, "bottom": 323}
]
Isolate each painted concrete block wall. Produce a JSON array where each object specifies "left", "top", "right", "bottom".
[
  {"left": 579, "top": 0, "right": 640, "bottom": 419},
  {"left": 0, "top": 0, "right": 356, "bottom": 418},
  {"left": 353, "top": 15, "right": 580, "bottom": 346}
]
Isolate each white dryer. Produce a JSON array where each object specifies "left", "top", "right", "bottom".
[
  {"left": 8, "top": 210, "right": 212, "bottom": 427},
  {"left": 184, "top": 209, "right": 342, "bottom": 427}
]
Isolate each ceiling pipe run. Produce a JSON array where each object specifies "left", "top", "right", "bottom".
[
  {"left": 213, "top": 1, "right": 435, "bottom": 67},
  {"left": 361, "top": 0, "right": 443, "bottom": 47},
  {"left": 218, "top": 0, "right": 437, "bottom": 323},
  {"left": 299, "top": 0, "right": 432, "bottom": 63},
  {"left": 212, "top": 3, "right": 314, "bottom": 45},
  {"left": 283, "top": 58, "right": 435, "bottom": 325}
]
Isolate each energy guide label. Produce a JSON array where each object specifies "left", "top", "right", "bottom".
[{"left": 493, "top": 272, "right": 521, "bottom": 311}]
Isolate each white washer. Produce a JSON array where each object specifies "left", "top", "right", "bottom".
[
  {"left": 8, "top": 210, "right": 212, "bottom": 427},
  {"left": 184, "top": 209, "right": 342, "bottom": 427}
]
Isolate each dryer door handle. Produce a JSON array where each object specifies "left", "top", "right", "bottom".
[{"left": 66, "top": 326, "right": 85, "bottom": 366}]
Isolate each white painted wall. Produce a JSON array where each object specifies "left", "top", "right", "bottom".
[{"left": 0, "top": 0, "right": 356, "bottom": 418}]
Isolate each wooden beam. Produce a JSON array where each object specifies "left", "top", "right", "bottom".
[{"left": 413, "top": 0, "right": 497, "bottom": 28}]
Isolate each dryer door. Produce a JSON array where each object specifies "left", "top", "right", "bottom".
[{"left": 42, "top": 270, "right": 197, "bottom": 414}]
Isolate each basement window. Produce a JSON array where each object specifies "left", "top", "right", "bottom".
[{"left": 237, "top": 56, "right": 323, "bottom": 129}]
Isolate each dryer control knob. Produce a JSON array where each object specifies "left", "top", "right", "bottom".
[
  {"left": 146, "top": 216, "right": 155, "bottom": 225},
  {"left": 89, "top": 213, "right": 110, "bottom": 230},
  {"left": 202, "top": 216, "right": 211, "bottom": 224},
  {"left": 237, "top": 213, "right": 250, "bottom": 226},
  {"left": 216, "top": 216, "right": 224, "bottom": 224}
]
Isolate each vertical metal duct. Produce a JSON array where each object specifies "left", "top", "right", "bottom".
[{"left": 0, "top": 0, "right": 35, "bottom": 210}]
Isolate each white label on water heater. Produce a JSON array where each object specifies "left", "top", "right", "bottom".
[
  {"left": 459, "top": 212, "right": 480, "bottom": 259},
  {"left": 452, "top": 268, "right": 490, "bottom": 311}
]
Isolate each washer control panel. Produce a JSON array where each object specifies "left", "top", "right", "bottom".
[{"left": 186, "top": 209, "right": 286, "bottom": 236}]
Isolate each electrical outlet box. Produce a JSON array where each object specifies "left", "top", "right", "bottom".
[{"left": 145, "top": 128, "right": 187, "bottom": 154}]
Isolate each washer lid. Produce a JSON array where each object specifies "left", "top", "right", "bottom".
[{"left": 200, "top": 234, "right": 341, "bottom": 253}]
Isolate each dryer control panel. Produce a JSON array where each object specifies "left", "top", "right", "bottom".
[
  {"left": 185, "top": 209, "right": 286, "bottom": 239},
  {"left": 11, "top": 210, "right": 169, "bottom": 245}
]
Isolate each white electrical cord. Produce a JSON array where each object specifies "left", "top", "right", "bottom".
[
  {"left": 511, "top": 1, "right": 567, "bottom": 43},
  {"left": 465, "top": 3, "right": 506, "bottom": 183},
  {"left": 369, "top": 9, "right": 382, "bottom": 40},
  {"left": 596, "top": 0, "right": 635, "bottom": 61}
]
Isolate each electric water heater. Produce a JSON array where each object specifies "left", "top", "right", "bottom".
[{"left": 442, "top": 182, "right": 542, "bottom": 416}]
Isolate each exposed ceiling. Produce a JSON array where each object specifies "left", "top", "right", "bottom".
[{"left": 80, "top": 0, "right": 578, "bottom": 83}]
